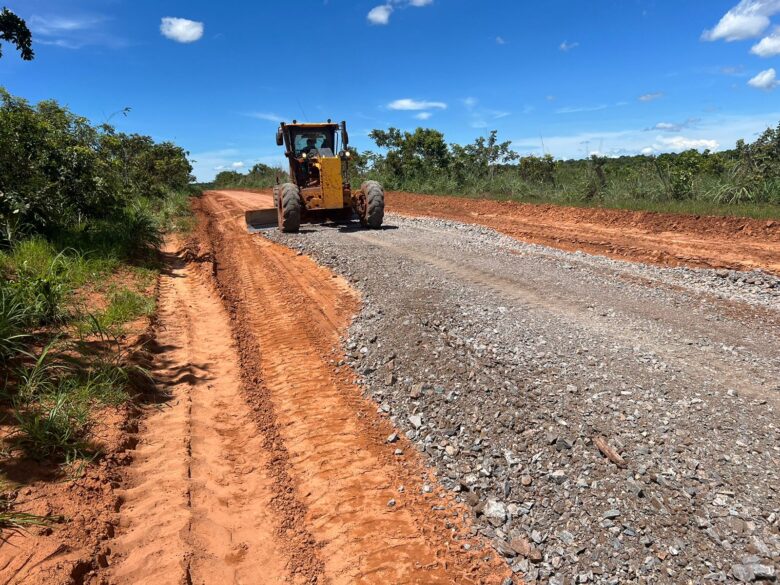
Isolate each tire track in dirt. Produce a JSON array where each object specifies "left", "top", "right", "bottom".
[
  {"left": 108, "top": 245, "right": 295, "bottom": 584},
  {"left": 198, "top": 191, "right": 512, "bottom": 584}
]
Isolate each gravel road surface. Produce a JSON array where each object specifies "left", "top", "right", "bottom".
[{"left": 266, "top": 213, "right": 780, "bottom": 584}]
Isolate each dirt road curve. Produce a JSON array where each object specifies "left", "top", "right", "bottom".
[
  {"left": 386, "top": 192, "right": 780, "bottom": 275},
  {"left": 108, "top": 189, "right": 510, "bottom": 584}
]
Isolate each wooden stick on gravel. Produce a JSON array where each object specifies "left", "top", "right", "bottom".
[{"left": 594, "top": 436, "right": 627, "bottom": 468}]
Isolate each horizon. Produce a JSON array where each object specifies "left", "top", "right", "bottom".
[{"left": 1, "top": 1, "right": 779, "bottom": 181}]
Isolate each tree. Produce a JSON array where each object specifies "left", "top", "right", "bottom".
[
  {"left": 369, "top": 127, "right": 450, "bottom": 182},
  {"left": 0, "top": 8, "right": 33, "bottom": 61},
  {"left": 452, "top": 130, "right": 518, "bottom": 183}
]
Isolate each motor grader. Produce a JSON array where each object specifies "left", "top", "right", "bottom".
[{"left": 245, "top": 120, "right": 384, "bottom": 233}]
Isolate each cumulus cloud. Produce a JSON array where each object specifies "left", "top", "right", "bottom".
[
  {"left": 654, "top": 136, "right": 719, "bottom": 151},
  {"left": 367, "top": 5, "right": 393, "bottom": 25},
  {"left": 559, "top": 40, "right": 579, "bottom": 51},
  {"left": 231, "top": 162, "right": 244, "bottom": 168},
  {"left": 703, "top": 0, "right": 780, "bottom": 41},
  {"left": 748, "top": 67, "right": 779, "bottom": 89},
  {"left": 415, "top": 112, "right": 432, "bottom": 120},
  {"left": 160, "top": 17, "right": 204, "bottom": 43},
  {"left": 751, "top": 27, "right": 780, "bottom": 55},
  {"left": 638, "top": 92, "right": 664, "bottom": 102},
  {"left": 388, "top": 98, "right": 447, "bottom": 110},
  {"left": 367, "top": 0, "right": 433, "bottom": 25}
]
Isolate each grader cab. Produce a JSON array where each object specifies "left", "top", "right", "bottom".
[{"left": 245, "top": 120, "right": 384, "bottom": 233}]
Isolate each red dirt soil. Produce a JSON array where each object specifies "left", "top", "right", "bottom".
[
  {"left": 386, "top": 191, "right": 780, "bottom": 275},
  {"left": 188, "top": 190, "right": 512, "bottom": 584}
]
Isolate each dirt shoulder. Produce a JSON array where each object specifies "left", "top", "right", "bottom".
[{"left": 386, "top": 191, "right": 780, "bottom": 275}]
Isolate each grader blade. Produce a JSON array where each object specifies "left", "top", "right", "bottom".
[{"left": 245, "top": 208, "right": 278, "bottom": 232}]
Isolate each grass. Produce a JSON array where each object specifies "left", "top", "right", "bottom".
[
  {"left": 77, "top": 287, "right": 155, "bottom": 337},
  {"left": 12, "top": 390, "right": 90, "bottom": 461}
]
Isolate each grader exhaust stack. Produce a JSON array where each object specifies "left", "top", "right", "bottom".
[{"left": 245, "top": 119, "right": 384, "bottom": 233}]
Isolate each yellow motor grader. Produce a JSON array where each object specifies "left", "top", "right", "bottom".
[{"left": 245, "top": 120, "right": 384, "bottom": 233}]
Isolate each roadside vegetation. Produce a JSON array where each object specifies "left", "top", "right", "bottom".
[
  {"left": 209, "top": 162, "right": 288, "bottom": 191},
  {"left": 0, "top": 86, "right": 194, "bottom": 526},
  {"left": 354, "top": 126, "right": 780, "bottom": 218},
  {"left": 217, "top": 124, "right": 780, "bottom": 219}
]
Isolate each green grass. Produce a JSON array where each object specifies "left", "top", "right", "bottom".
[
  {"left": 12, "top": 389, "right": 90, "bottom": 461},
  {"left": 77, "top": 287, "right": 155, "bottom": 337}
]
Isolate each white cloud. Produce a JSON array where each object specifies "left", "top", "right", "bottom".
[
  {"left": 703, "top": 0, "right": 780, "bottom": 41},
  {"left": 367, "top": 0, "right": 433, "bottom": 25},
  {"left": 648, "top": 118, "right": 700, "bottom": 132},
  {"left": 559, "top": 40, "right": 579, "bottom": 52},
  {"left": 638, "top": 92, "right": 664, "bottom": 102},
  {"left": 415, "top": 112, "right": 432, "bottom": 120},
  {"left": 463, "top": 97, "right": 478, "bottom": 109},
  {"left": 388, "top": 98, "right": 447, "bottom": 110},
  {"left": 367, "top": 5, "right": 393, "bottom": 25},
  {"left": 29, "top": 14, "right": 125, "bottom": 49},
  {"left": 231, "top": 162, "right": 245, "bottom": 168},
  {"left": 556, "top": 104, "right": 609, "bottom": 114},
  {"left": 246, "top": 112, "right": 285, "bottom": 123},
  {"left": 751, "top": 27, "right": 780, "bottom": 55},
  {"left": 160, "top": 17, "right": 204, "bottom": 43},
  {"left": 496, "top": 36, "right": 506, "bottom": 45},
  {"left": 654, "top": 136, "right": 719, "bottom": 151},
  {"left": 748, "top": 67, "right": 779, "bottom": 89},
  {"left": 512, "top": 112, "right": 779, "bottom": 159}
]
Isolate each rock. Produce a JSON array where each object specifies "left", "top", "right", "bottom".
[
  {"left": 386, "top": 433, "right": 398, "bottom": 443},
  {"left": 410, "top": 383, "right": 424, "bottom": 399},
  {"left": 483, "top": 498, "right": 507, "bottom": 522},
  {"left": 603, "top": 509, "right": 621, "bottom": 519},
  {"left": 549, "top": 470, "right": 567, "bottom": 484},
  {"left": 494, "top": 539, "right": 516, "bottom": 558},
  {"left": 408, "top": 415, "right": 423, "bottom": 429},
  {"left": 510, "top": 538, "right": 532, "bottom": 557},
  {"left": 521, "top": 475, "right": 533, "bottom": 487},
  {"left": 387, "top": 499, "right": 396, "bottom": 508},
  {"left": 751, "top": 564, "right": 775, "bottom": 580},
  {"left": 731, "top": 564, "right": 755, "bottom": 582}
]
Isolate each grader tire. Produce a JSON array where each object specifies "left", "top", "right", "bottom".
[
  {"left": 360, "top": 181, "right": 384, "bottom": 229},
  {"left": 279, "top": 183, "right": 301, "bottom": 233}
]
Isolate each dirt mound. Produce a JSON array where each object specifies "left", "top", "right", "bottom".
[{"left": 387, "top": 192, "right": 780, "bottom": 274}]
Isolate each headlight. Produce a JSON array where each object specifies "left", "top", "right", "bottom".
[
  {"left": 345, "top": 151, "right": 351, "bottom": 158},
  {"left": 302, "top": 153, "right": 307, "bottom": 159}
]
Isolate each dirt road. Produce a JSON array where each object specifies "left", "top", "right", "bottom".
[
  {"left": 386, "top": 192, "right": 780, "bottom": 275},
  {"left": 107, "top": 190, "right": 510, "bottom": 584}
]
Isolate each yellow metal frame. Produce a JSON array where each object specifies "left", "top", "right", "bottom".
[{"left": 318, "top": 157, "right": 344, "bottom": 209}]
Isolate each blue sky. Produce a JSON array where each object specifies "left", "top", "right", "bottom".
[{"left": 1, "top": 0, "right": 780, "bottom": 181}]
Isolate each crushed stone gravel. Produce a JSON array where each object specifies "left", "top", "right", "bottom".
[{"left": 264, "top": 213, "right": 780, "bottom": 584}]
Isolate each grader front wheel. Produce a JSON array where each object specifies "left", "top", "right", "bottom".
[
  {"left": 278, "top": 183, "right": 301, "bottom": 233},
  {"left": 359, "top": 181, "right": 384, "bottom": 229}
]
